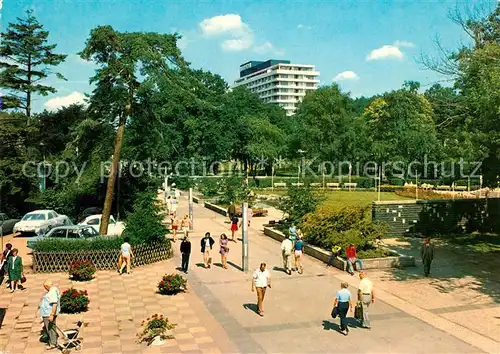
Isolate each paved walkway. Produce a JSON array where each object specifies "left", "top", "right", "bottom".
[{"left": 173, "top": 196, "right": 499, "bottom": 354}]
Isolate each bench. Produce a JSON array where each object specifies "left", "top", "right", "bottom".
[
  {"left": 273, "top": 182, "right": 287, "bottom": 188},
  {"left": 309, "top": 183, "right": 321, "bottom": 188},
  {"left": 437, "top": 185, "right": 451, "bottom": 190},
  {"left": 291, "top": 182, "right": 304, "bottom": 187},
  {"left": 454, "top": 186, "right": 467, "bottom": 191},
  {"left": 326, "top": 183, "right": 340, "bottom": 190},
  {"left": 343, "top": 183, "right": 357, "bottom": 190},
  {"left": 235, "top": 207, "right": 268, "bottom": 217},
  {"left": 421, "top": 183, "right": 434, "bottom": 190}
]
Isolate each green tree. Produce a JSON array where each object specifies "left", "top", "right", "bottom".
[
  {"left": 0, "top": 10, "right": 66, "bottom": 117},
  {"left": 80, "top": 25, "right": 185, "bottom": 234}
]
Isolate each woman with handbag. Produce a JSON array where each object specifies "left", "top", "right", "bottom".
[
  {"left": 333, "top": 281, "right": 353, "bottom": 335},
  {"left": 7, "top": 248, "right": 24, "bottom": 293},
  {"left": 0, "top": 243, "right": 13, "bottom": 288},
  {"left": 219, "top": 234, "right": 230, "bottom": 269}
]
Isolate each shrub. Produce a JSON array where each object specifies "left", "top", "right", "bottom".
[
  {"left": 60, "top": 288, "right": 90, "bottom": 314},
  {"left": 123, "top": 191, "right": 168, "bottom": 244},
  {"left": 69, "top": 260, "right": 96, "bottom": 281},
  {"left": 301, "top": 205, "right": 387, "bottom": 251},
  {"left": 278, "top": 186, "right": 324, "bottom": 224},
  {"left": 137, "top": 314, "right": 176, "bottom": 345},
  {"left": 198, "top": 178, "right": 221, "bottom": 198},
  {"left": 33, "top": 236, "right": 124, "bottom": 252},
  {"left": 157, "top": 274, "right": 187, "bottom": 295}
]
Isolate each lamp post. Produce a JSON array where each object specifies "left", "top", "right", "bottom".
[{"left": 241, "top": 202, "right": 249, "bottom": 272}]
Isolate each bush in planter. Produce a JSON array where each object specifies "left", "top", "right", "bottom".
[
  {"left": 278, "top": 186, "right": 323, "bottom": 224},
  {"left": 158, "top": 274, "right": 187, "bottom": 295},
  {"left": 301, "top": 205, "right": 387, "bottom": 252},
  {"left": 137, "top": 314, "right": 176, "bottom": 345},
  {"left": 34, "top": 236, "right": 124, "bottom": 252},
  {"left": 69, "top": 260, "right": 96, "bottom": 281},
  {"left": 60, "top": 288, "right": 90, "bottom": 313}
]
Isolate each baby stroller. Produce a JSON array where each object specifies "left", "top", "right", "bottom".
[{"left": 54, "top": 320, "right": 84, "bottom": 353}]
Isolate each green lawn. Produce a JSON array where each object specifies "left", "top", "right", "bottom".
[
  {"left": 440, "top": 233, "right": 500, "bottom": 254},
  {"left": 322, "top": 191, "right": 410, "bottom": 209}
]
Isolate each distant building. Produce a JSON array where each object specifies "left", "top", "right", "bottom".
[{"left": 233, "top": 59, "right": 320, "bottom": 116}]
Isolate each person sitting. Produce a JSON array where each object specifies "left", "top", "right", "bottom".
[
  {"left": 327, "top": 245, "right": 342, "bottom": 268},
  {"left": 346, "top": 243, "right": 363, "bottom": 275}
]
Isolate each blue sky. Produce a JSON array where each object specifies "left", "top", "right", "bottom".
[{"left": 1, "top": 0, "right": 495, "bottom": 113}]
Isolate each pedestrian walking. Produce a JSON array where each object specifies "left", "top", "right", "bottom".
[
  {"left": 201, "top": 232, "right": 215, "bottom": 269},
  {"left": 357, "top": 271, "right": 374, "bottom": 329},
  {"left": 346, "top": 243, "right": 363, "bottom": 275},
  {"left": 230, "top": 215, "right": 239, "bottom": 241},
  {"left": 289, "top": 224, "right": 297, "bottom": 243},
  {"left": 281, "top": 236, "right": 293, "bottom": 275},
  {"left": 247, "top": 207, "right": 253, "bottom": 227},
  {"left": 0, "top": 243, "right": 13, "bottom": 288},
  {"left": 180, "top": 236, "right": 191, "bottom": 273},
  {"left": 219, "top": 234, "right": 230, "bottom": 269},
  {"left": 420, "top": 237, "right": 434, "bottom": 277},
  {"left": 251, "top": 263, "right": 271, "bottom": 317},
  {"left": 227, "top": 203, "right": 236, "bottom": 222},
  {"left": 166, "top": 196, "right": 172, "bottom": 215},
  {"left": 171, "top": 197, "right": 178, "bottom": 218},
  {"left": 181, "top": 214, "right": 190, "bottom": 240},
  {"left": 7, "top": 248, "right": 23, "bottom": 293},
  {"left": 171, "top": 217, "right": 179, "bottom": 241},
  {"left": 333, "top": 281, "right": 353, "bottom": 335},
  {"left": 294, "top": 235, "right": 305, "bottom": 274},
  {"left": 119, "top": 237, "right": 134, "bottom": 274},
  {"left": 39, "top": 280, "right": 60, "bottom": 350}
]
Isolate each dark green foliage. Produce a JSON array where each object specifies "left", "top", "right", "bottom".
[
  {"left": 301, "top": 205, "right": 387, "bottom": 250},
  {"left": 123, "top": 191, "right": 168, "bottom": 244},
  {"left": 33, "top": 237, "right": 124, "bottom": 252},
  {"left": 0, "top": 10, "right": 66, "bottom": 117},
  {"left": 278, "top": 186, "right": 323, "bottom": 224}
]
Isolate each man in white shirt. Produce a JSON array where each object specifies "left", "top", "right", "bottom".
[
  {"left": 252, "top": 263, "right": 271, "bottom": 317},
  {"left": 357, "top": 271, "right": 375, "bottom": 329},
  {"left": 281, "top": 237, "right": 293, "bottom": 275}
]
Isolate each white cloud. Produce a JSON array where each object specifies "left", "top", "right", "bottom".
[
  {"left": 393, "top": 40, "right": 415, "bottom": 48},
  {"left": 199, "top": 14, "right": 253, "bottom": 51},
  {"left": 297, "top": 24, "right": 311, "bottom": 30},
  {"left": 254, "top": 41, "right": 284, "bottom": 56},
  {"left": 69, "top": 54, "right": 94, "bottom": 66},
  {"left": 333, "top": 71, "right": 359, "bottom": 81},
  {"left": 44, "top": 91, "right": 86, "bottom": 110},
  {"left": 366, "top": 45, "right": 404, "bottom": 61}
]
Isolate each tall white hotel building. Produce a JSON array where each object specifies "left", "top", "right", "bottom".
[{"left": 233, "top": 59, "right": 320, "bottom": 116}]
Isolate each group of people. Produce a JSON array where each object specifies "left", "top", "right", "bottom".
[
  {"left": 327, "top": 243, "right": 364, "bottom": 275},
  {"left": 280, "top": 224, "right": 305, "bottom": 275},
  {"left": 0, "top": 243, "right": 25, "bottom": 293},
  {"left": 179, "top": 231, "right": 232, "bottom": 272}
]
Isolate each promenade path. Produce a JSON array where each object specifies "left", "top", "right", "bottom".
[{"left": 173, "top": 195, "right": 499, "bottom": 354}]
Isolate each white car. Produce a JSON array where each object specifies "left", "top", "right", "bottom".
[
  {"left": 13, "top": 210, "right": 72, "bottom": 237},
  {"left": 78, "top": 214, "right": 125, "bottom": 236}
]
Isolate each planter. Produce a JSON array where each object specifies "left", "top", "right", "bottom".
[
  {"left": 33, "top": 241, "right": 173, "bottom": 273},
  {"left": 263, "top": 227, "right": 415, "bottom": 270},
  {"left": 204, "top": 201, "right": 228, "bottom": 216}
]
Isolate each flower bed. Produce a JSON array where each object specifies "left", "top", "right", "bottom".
[
  {"left": 69, "top": 260, "right": 96, "bottom": 281},
  {"left": 60, "top": 288, "right": 90, "bottom": 314},
  {"left": 138, "top": 314, "right": 176, "bottom": 345},
  {"left": 158, "top": 274, "right": 187, "bottom": 295}
]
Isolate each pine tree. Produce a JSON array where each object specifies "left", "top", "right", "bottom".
[{"left": 0, "top": 10, "right": 66, "bottom": 117}]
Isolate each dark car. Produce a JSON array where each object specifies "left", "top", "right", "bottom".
[
  {"left": 0, "top": 213, "right": 21, "bottom": 235},
  {"left": 77, "top": 207, "right": 102, "bottom": 223}
]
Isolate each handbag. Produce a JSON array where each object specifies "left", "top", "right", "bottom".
[
  {"left": 21, "top": 274, "right": 26, "bottom": 283},
  {"left": 331, "top": 306, "right": 340, "bottom": 319},
  {"left": 354, "top": 302, "right": 363, "bottom": 320}
]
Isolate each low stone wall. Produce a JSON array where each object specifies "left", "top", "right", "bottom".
[
  {"left": 32, "top": 241, "right": 173, "bottom": 273},
  {"left": 263, "top": 227, "right": 415, "bottom": 270},
  {"left": 192, "top": 196, "right": 202, "bottom": 204},
  {"left": 204, "top": 201, "right": 227, "bottom": 216}
]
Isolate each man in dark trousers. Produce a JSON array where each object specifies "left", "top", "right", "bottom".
[
  {"left": 180, "top": 236, "right": 191, "bottom": 274},
  {"left": 227, "top": 203, "right": 236, "bottom": 222},
  {"left": 200, "top": 232, "right": 215, "bottom": 269},
  {"left": 420, "top": 237, "right": 434, "bottom": 277}
]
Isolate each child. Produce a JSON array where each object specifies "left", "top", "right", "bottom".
[{"left": 230, "top": 215, "right": 239, "bottom": 242}]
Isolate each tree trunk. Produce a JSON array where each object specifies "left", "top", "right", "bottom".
[
  {"left": 26, "top": 55, "right": 31, "bottom": 119},
  {"left": 100, "top": 85, "right": 133, "bottom": 235}
]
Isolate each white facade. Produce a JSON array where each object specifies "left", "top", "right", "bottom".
[{"left": 234, "top": 62, "right": 320, "bottom": 116}]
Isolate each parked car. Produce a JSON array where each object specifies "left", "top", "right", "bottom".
[
  {"left": 78, "top": 214, "right": 125, "bottom": 236},
  {"left": 77, "top": 207, "right": 102, "bottom": 223},
  {"left": 13, "top": 210, "right": 72, "bottom": 237},
  {"left": 0, "top": 213, "right": 21, "bottom": 235},
  {"left": 27, "top": 225, "right": 100, "bottom": 249}
]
